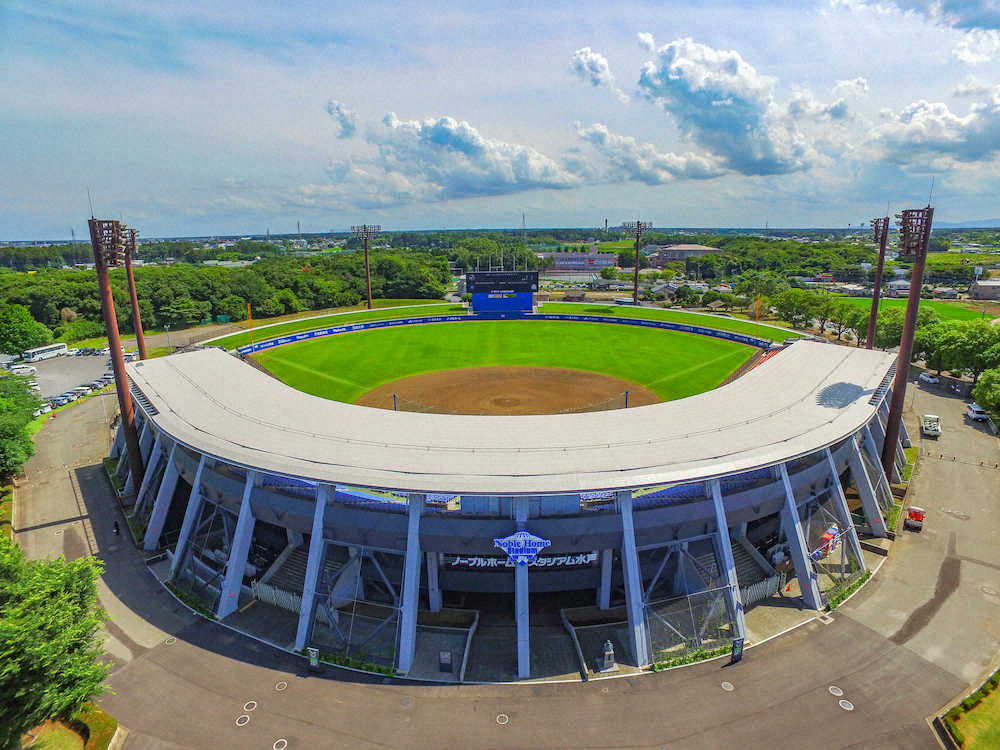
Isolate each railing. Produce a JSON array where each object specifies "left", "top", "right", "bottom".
[
  {"left": 251, "top": 579, "right": 302, "bottom": 614},
  {"left": 459, "top": 610, "right": 479, "bottom": 683},
  {"left": 741, "top": 574, "right": 781, "bottom": 608},
  {"left": 560, "top": 607, "right": 589, "bottom": 681}
]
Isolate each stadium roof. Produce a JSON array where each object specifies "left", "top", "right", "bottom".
[{"left": 127, "top": 342, "right": 896, "bottom": 495}]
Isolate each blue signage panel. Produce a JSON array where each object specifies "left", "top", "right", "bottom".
[{"left": 494, "top": 530, "right": 552, "bottom": 566}]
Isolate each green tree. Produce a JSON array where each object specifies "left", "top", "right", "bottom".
[
  {"left": 599, "top": 265, "right": 617, "bottom": 280},
  {"left": 942, "top": 320, "right": 1000, "bottom": 384},
  {"left": 972, "top": 367, "right": 1000, "bottom": 419},
  {"left": 674, "top": 285, "right": 699, "bottom": 306},
  {"left": 0, "top": 376, "right": 40, "bottom": 480},
  {"left": 773, "top": 288, "right": 817, "bottom": 328},
  {"left": 217, "top": 294, "right": 248, "bottom": 321},
  {"left": 913, "top": 321, "right": 959, "bottom": 374},
  {"left": 872, "top": 306, "right": 939, "bottom": 350},
  {"left": 0, "top": 538, "right": 109, "bottom": 749},
  {"left": 0, "top": 304, "right": 53, "bottom": 354}
]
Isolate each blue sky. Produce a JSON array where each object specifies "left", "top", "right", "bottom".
[{"left": 2, "top": 0, "right": 999, "bottom": 239}]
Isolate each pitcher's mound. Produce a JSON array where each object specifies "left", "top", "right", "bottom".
[{"left": 355, "top": 366, "right": 660, "bottom": 415}]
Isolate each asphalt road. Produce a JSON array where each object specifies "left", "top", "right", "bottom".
[{"left": 13, "top": 383, "right": 1000, "bottom": 750}]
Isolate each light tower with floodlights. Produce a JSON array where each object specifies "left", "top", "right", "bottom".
[
  {"left": 352, "top": 224, "right": 380, "bottom": 310},
  {"left": 622, "top": 220, "right": 652, "bottom": 305}
]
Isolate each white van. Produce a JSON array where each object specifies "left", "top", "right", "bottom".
[
  {"left": 9, "top": 365, "right": 37, "bottom": 376},
  {"left": 966, "top": 403, "right": 988, "bottom": 422}
]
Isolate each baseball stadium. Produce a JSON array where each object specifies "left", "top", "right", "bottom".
[{"left": 109, "top": 274, "right": 905, "bottom": 682}]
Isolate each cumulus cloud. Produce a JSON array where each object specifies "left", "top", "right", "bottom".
[
  {"left": 889, "top": 1, "right": 1000, "bottom": 30},
  {"left": 833, "top": 76, "right": 870, "bottom": 97},
  {"left": 874, "top": 96, "right": 1000, "bottom": 167},
  {"left": 575, "top": 122, "right": 725, "bottom": 182},
  {"left": 637, "top": 37, "right": 814, "bottom": 175},
  {"left": 953, "top": 28, "right": 1000, "bottom": 62},
  {"left": 570, "top": 47, "right": 629, "bottom": 102},
  {"left": 787, "top": 90, "right": 852, "bottom": 121},
  {"left": 954, "top": 74, "right": 997, "bottom": 96},
  {"left": 326, "top": 100, "right": 358, "bottom": 139},
  {"left": 637, "top": 32, "right": 656, "bottom": 52}
]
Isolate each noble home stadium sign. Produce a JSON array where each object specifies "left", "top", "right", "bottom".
[{"left": 493, "top": 530, "right": 552, "bottom": 566}]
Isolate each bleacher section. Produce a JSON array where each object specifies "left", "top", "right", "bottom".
[{"left": 265, "top": 545, "right": 344, "bottom": 594}]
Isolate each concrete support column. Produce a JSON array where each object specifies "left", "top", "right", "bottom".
[
  {"left": 216, "top": 470, "right": 257, "bottom": 619},
  {"left": 706, "top": 479, "right": 746, "bottom": 640},
  {"left": 169, "top": 454, "right": 207, "bottom": 580},
  {"left": 899, "top": 411, "right": 912, "bottom": 449},
  {"left": 866, "top": 424, "right": 900, "bottom": 485},
  {"left": 397, "top": 493, "right": 425, "bottom": 675},
  {"left": 111, "top": 425, "right": 124, "bottom": 459},
  {"left": 597, "top": 548, "right": 613, "bottom": 610},
  {"left": 778, "top": 463, "right": 823, "bottom": 611},
  {"left": 142, "top": 443, "right": 178, "bottom": 551},
  {"left": 135, "top": 433, "right": 164, "bottom": 514},
  {"left": 138, "top": 420, "right": 154, "bottom": 464},
  {"left": 823, "top": 448, "right": 867, "bottom": 574},
  {"left": 514, "top": 497, "right": 531, "bottom": 679},
  {"left": 426, "top": 551, "right": 442, "bottom": 613},
  {"left": 848, "top": 440, "right": 888, "bottom": 537},
  {"left": 618, "top": 490, "right": 651, "bottom": 668},
  {"left": 871, "top": 411, "right": 888, "bottom": 452},
  {"left": 294, "top": 484, "right": 330, "bottom": 652},
  {"left": 287, "top": 529, "right": 305, "bottom": 548}
]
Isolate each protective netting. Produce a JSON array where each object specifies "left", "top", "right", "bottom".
[
  {"left": 858, "top": 448, "right": 895, "bottom": 511},
  {"left": 391, "top": 391, "right": 629, "bottom": 415},
  {"left": 646, "top": 585, "right": 737, "bottom": 662},
  {"left": 169, "top": 500, "right": 235, "bottom": 614},
  {"left": 798, "top": 490, "right": 865, "bottom": 596}
]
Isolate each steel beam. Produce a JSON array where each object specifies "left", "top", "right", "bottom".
[
  {"left": 216, "top": 470, "right": 257, "bottom": 619},
  {"left": 848, "top": 439, "right": 888, "bottom": 537},
  {"left": 426, "top": 551, "right": 442, "bottom": 613},
  {"left": 134, "top": 433, "right": 164, "bottom": 515},
  {"left": 779, "top": 463, "right": 823, "bottom": 610},
  {"left": 295, "top": 484, "right": 330, "bottom": 652},
  {"left": 138, "top": 419, "right": 154, "bottom": 464},
  {"left": 618, "top": 490, "right": 651, "bottom": 667},
  {"left": 597, "top": 548, "right": 613, "bottom": 610},
  {"left": 142, "top": 443, "right": 178, "bottom": 551},
  {"left": 706, "top": 479, "right": 746, "bottom": 640},
  {"left": 514, "top": 497, "right": 531, "bottom": 679},
  {"left": 824, "top": 448, "right": 867, "bottom": 573},
  {"left": 397, "top": 494, "right": 425, "bottom": 675},
  {"left": 169, "top": 454, "right": 207, "bottom": 580}
]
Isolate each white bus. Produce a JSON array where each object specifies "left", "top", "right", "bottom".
[{"left": 22, "top": 343, "right": 68, "bottom": 362}]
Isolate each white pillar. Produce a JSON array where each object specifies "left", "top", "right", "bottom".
[
  {"left": 824, "top": 448, "right": 866, "bottom": 574},
  {"left": 169, "top": 454, "right": 207, "bottom": 580},
  {"left": 216, "top": 470, "right": 257, "bottom": 619},
  {"left": 426, "top": 551, "right": 442, "bottom": 613},
  {"left": 397, "top": 493, "right": 424, "bottom": 675},
  {"left": 848, "top": 439, "right": 888, "bottom": 537},
  {"left": 514, "top": 497, "right": 531, "bottom": 679},
  {"left": 900, "top": 414, "right": 912, "bottom": 448},
  {"left": 138, "top": 420, "right": 154, "bottom": 464},
  {"left": 618, "top": 490, "right": 651, "bottom": 667},
  {"left": 866, "top": 424, "right": 900, "bottom": 486},
  {"left": 135, "top": 433, "right": 164, "bottom": 513},
  {"left": 597, "top": 548, "right": 613, "bottom": 610},
  {"left": 111, "top": 425, "right": 124, "bottom": 458},
  {"left": 778, "top": 463, "right": 823, "bottom": 611},
  {"left": 143, "top": 443, "right": 178, "bottom": 551},
  {"left": 706, "top": 479, "right": 746, "bottom": 640},
  {"left": 294, "top": 484, "right": 330, "bottom": 652}
]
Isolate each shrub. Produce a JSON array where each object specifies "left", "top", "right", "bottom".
[{"left": 651, "top": 645, "right": 729, "bottom": 671}]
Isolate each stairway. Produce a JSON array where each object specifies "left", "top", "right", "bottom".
[
  {"left": 265, "top": 546, "right": 343, "bottom": 594},
  {"left": 731, "top": 539, "right": 769, "bottom": 587}
]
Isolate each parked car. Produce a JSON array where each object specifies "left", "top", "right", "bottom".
[
  {"left": 966, "top": 403, "right": 989, "bottom": 422},
  {"left": 921, "top": 414, "right": 941, "bottom": 437},
  {"left": 32, "top": 404, "right": 52, "bottom": 417},
  {"left": 918, "top": 372, "right": 939, "bottom": 385},
  {"left": 904, "top": 506, "right": 926, "bottom": 531}
]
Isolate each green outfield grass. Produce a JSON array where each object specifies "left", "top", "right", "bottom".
[
  {"left": 211, "top": 303, "right": 467, "bottom": 350},
  {"left": 834, "top": 296, "right": 989, "bottom": 321},
  {"left": 252, "top": 319, "right": 757, "bottom": 404},
  {"left": 537, "top": 302, "right": 800, "bottom": 343}
]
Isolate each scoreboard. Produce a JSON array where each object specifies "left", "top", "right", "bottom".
[
  {"left": 467, "top": 271, "right": 538, "bottom": 314},
  {"left": 466, "top": 271, "right": 539, "bottom": 294}
]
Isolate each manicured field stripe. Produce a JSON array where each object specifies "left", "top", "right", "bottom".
[
  {"left": 537, "top": 302, "right": 800, "bottom": 343},
  {"left": 212, "top": 303, "right": 467, "bottom": 350},
  {"left": 833, "top": 296, "right": 988, "bottom": 321},
  {"left": 252, "top": 319, "right": 756, "bottom": 405}
]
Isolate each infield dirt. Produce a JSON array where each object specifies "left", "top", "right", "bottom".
[{"left": 355, "top": 366, "right": 660, "bottom": 415}]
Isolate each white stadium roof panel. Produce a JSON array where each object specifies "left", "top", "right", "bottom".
[{"left": 126, "top": 343, "right": 895, "bottom": 494}]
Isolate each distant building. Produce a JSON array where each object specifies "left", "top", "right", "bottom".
[
  {"left": 643, "top": 243, "right": 722, "bottom": 267},
  {"left": 563, "top": 290, "right": 587, "bottom": 302},
  {"left": 537, "top": 250, "right": 617, "bottom": 271},
  {"left": 886, "top": 280, "right": 911, "bottom": 298},
  {"left": 970, "top": 279, "right": 1000, "bottom": 300},
  {"left": 931, "top": 287, "right": 959, "bottom": 299},
  {"left": 834, "top": 283, "right": 869, "bottom": 297}
]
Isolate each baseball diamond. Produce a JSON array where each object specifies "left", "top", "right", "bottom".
[{"left": 114, "top": 314, "right": 904, "bottom": 682}]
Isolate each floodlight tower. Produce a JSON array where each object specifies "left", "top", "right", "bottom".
[
  {"left": 352, "top": 224, "right": 380, "bottom": 310},
  {"left": 123, "top": 227, "right": 148, "bottom": 360},
  {"left": 88, "top": 218, "right": 144, "bottom": 496},
  {"left": 881, "top": 206, "right": 933, "bottom": 479},
  {"left": 866, "top": 216, "right": 890, "bottom": 350},
  {"left": 622, "top": 220, "right": 652, "bottom": 305}
]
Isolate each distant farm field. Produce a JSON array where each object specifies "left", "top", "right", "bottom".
[
  {"left": 835, "top": 296, "right": 988, "bottom": 321},
  {"left": 251, "top": 319, "right": 757, "bottom": 405}
]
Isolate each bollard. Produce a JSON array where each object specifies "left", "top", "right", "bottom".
[{"left": 599, "top": 639, "right": 618, "bottom": 672}]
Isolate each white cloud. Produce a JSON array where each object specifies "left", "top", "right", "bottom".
[
  {"left": 637, "top": 37, "right": 814, "bottom": 175},
  {"left": 874, "top": 96, "right": 1000, "bottom": 167},
  {"left": 833, "top": 76, "right": 870, "bottom": 96},
  {"left": 575, "top": 122, "right": 726, "bottom": 182},
  {"left": 953, "top": 28, "right": 1000, "bottom": 62},
  {"left": 954, "top": 74, "right": 997, "bottom": 96},
  {"left": 637, "top": 32, "right": 656, "bottom": 52},
  {"left": 889, "top": 1, "right": 1000, "bottom": 30},
  {"left": 326, "top": 100, "right": 358, "bottom": 139},
  {"left": 570, "top": 47, "right": 629, "bottom": 103}
]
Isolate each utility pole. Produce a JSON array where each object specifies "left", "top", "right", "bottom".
[
  {"left": 352, "top": 224, "right": 380, "bottom": 309},
  {"left": 881, "top": 206, "right": 933, "bottom": 478},
  {"left": 123, "top": 227, "right": 148, "bottom": 359},
  {"left": 622, "top": 220, "right": 652, "bottom": 305},
  {"left": 866, "top": 216, "right": 889, "bottom": 350},
  {"left": 89, "top": 218, "right": 144, "bottom": 496}
]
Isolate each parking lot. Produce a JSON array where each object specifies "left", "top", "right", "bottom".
[{"left": 17, "top": 353, "right": 114, "bottom": 400}]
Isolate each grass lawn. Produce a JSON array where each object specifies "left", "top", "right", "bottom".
[
  {"left": 1, "top": 484, "right": 12, "bottom": 541},
  {"left": 835, "top": 296, "right": 991, "bottom": 322},
  {"left": 538, "top": 302, "right": 801, "bottom": 343},
  {"left": 954, "top": 685, "right": 1000, "bottom": 748},
  {"left": 22, "top": 721, "right": 84, "bottom": 749},
  {"left": 252, "top": 319, "right": 757, "bottom": 404},
  {"left": 211, "top": 303, "right": 467, "bottom": 350}
]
